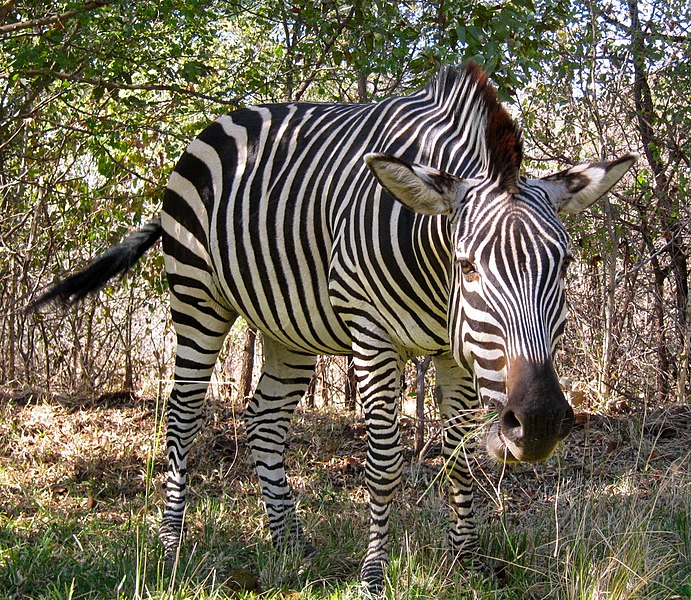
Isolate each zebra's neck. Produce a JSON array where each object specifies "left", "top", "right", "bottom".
[{"left": 380, "top": 77, "right": 493, "bottom": 179}]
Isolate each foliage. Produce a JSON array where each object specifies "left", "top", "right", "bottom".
[
  {"left": 0, "top": 0, "right": 574, "bottom": 394},
  {"left": 518, "top": 0, "right": 691, "bottom": 402},
  {"left": 0, "top": 1, "right": 689, "bottom": 399}
]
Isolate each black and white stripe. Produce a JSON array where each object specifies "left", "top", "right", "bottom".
[{"left": 158, "top": 69, "right": 488, "bottom": 585}]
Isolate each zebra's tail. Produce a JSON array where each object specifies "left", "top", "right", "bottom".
[{"left": 28, "top": 216, "right": 163, "bottom": 312}]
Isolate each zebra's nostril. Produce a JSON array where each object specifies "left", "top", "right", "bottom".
[
  {"left": 559, "top": 409, "right": 575, "bottom": 438},
  {"left": 501, "top": 409, "right": 522, "bottom": 435}
]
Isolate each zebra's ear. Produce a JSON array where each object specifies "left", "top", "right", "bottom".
[
  {"left": 534, "top": 153, "right": 639, "bottom": 215},
  {"left": 364, "top": 153, "right": 462, "bottom": 215}
]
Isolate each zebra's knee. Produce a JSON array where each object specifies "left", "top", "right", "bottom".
[
  {"left": 242, "top": 409, "right": 258, "bottom": 446},
  {"left": 243, "top": 405, "right": 271, "bottom": 451},
  {"left": 365, "top": 467, "right": 403, "bottom": 508}
]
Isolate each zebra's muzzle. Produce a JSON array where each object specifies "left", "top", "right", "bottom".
[{"left": 486, "top": 358, "right": 574, "bottom": 463}]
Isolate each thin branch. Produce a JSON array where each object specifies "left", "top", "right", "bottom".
[
  {"left": 600, "top": 13, "right": 691, "bottom": 44},
  {"left": 0, "top": 0, "right": 19, "bottom": 25},
  {"left": 0, "top": 1, "right": 112, "bottom": 34},
  {"left": 294, "top": 3, "right": 357, "bottom": 101},
  {"left": 16, "top": 69, "right": 239, "bottom": 107},
  {"left": 614, "top": 237, "right": 675, "bottom": 287}
]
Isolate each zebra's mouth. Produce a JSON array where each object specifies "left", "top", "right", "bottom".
[{"left": 486, "top": 422, "right": 518, "bottom": 463}]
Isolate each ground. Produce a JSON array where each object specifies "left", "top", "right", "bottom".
[{"left": 0, "top": 391, "right": 689, "bottom": 599}]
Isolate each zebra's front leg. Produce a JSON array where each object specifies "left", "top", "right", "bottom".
[
  {"left": 433, "top": 355, "right": 483, "bottom": 567},
  {"left": 352, "top": 334, "right": 404, "bottom": 594},
  {"left": 244, "top": 337, "right": 316, "bottom": 551}
]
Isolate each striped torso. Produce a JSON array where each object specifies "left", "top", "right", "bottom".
[{"left": 162, "top": 74, "right": 488, "bottom": 355}]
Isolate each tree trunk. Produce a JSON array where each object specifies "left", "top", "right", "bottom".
[
  {"left": 345, "top": 355, "right": 357, "bottom": 411},
  {"left": 651, "top": 254, "right": 671, "bottom": 401},
  {"left": 320, "top": 356, "right": 331, "bottom": 406},
  {"left": 678, "top": 293, "right": 691, "bottom": 404},
  {"left": 305, "top": 357, "right": 318, "bottom": 408},
  {"left": 357, "top": 71, "right": 367, "bottom": 103},
  {"left": 123, "top": 285, "right": 135, "bottom": 392},
  {"left": 7, "top": 255, "right": 16, "bottom": 385},
  {"left": 237, "top": 326, "right": 256, "bottom": 402},
  {"left": 413, "top": 356, "right": 432, "bottom": 458},
  {"left": 628, "top": 0, "right": 687, "bottom": 400},
  {"left": 599, "top": 191, "right": 619, "bottom": 400}
]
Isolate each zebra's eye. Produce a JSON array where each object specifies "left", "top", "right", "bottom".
[
  {"left": 458, "top": 258, "right": 479, "bottom": 281},
  {"left": 561, "top": 255, "right": 573, "bottom": 278}
]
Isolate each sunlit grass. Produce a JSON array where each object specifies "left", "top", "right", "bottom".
[{"left": 0, "top": 396, "right": 689, "bottom": 599}]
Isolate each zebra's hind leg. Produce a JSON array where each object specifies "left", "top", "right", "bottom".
[
  {"left": 243, "top": 337, "right": 317, "bottom": 552},
  {"left": 159, "top": 284, "right": 236, "bottom": 560},
  {"left": 433, "top": 355, "right": 484, "bottom": 570},
  {"left": 350, "top": 326, "right": 404, "bottom": 594}
]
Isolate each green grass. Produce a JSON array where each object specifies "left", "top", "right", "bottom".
[{"left": 0, "top": 397, "right": 689, "bottom": 599}]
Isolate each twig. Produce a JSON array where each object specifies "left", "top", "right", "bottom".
[
  {"left": 17, "top": 69, "right": 239, "bottom": 107},
  {"left": 0, "top": 1, "right": 112, "bottom": 34}
]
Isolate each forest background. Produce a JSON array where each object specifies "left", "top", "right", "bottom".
[{"left": 1, "top": 0, "right": 689, "bottom": 409}]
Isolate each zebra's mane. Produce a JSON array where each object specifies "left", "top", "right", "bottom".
[{"left": 428, "top": 62, "right": 523, "bottom": 193}]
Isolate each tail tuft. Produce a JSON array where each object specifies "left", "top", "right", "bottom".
[{"left": 28, "top": 217, "right": 163, "bottom": 312}]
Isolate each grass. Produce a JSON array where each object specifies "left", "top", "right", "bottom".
[{"left": 0, "top": 392, "right": 689, "bottom": 599}]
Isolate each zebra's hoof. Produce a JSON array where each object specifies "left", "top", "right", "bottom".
[
  {"left": 297, "top": 541, "right": 317, "bottom": 576},
  {"left": 360, "top": 561, "right": 386, "bottom": 597},
  {"left": 357, "top": 579, "right": 384, "bottom": 598},
  {"left": 162, "top": 545, "right": 182, "bottom": 569},
  {"left": 451, "top": 552, "right": 495, "bottom": 585},
  {"left": 159, "top": 522, "right": 184, "bottom": 564}
]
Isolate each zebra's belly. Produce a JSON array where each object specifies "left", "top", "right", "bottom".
[
  {"left": 327, "top": 263, "right": 451, "bottom": 356},
  {"left": 211, "top": 242, "right": 351, "bottom": 355},
  {"left": 211, "top": 246, "right": 450, "bottom": 357},
  {"left": 218, "top": 270, "right": 450, "bottom": 357}
]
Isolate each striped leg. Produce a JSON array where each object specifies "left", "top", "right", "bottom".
[
  {"left": 433, "top": 355, "right": 482, "bottom": 565},
  {"left": 351, "top": 326, "right": 404, "bottom": 593},
  {"left": 160, "top": 282, "right": 236, "bottom": 558},
  {"left": 244, "top": 337, "right": 316, "bottom": 550}
]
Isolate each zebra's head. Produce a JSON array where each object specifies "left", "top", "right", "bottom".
[
  {"left": 364, "top": 66, "right": 637, "bottom": 463},
  {"left": 366, "top": 150, "right": 636, "bottom": 462}
]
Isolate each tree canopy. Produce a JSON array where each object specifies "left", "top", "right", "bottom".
[{"left": 1, "top": 0, "right": 689, "bottom": 404}]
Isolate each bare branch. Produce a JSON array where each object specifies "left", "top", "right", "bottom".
[
  {"left": 0, "top": 1, "right": 113, "bottom": 34},
  {"left": 15, "top": 69, "right": 238, "bottom": 107},
  {"left": 0, "top": 0, "right": 19, "bottom": 26},
  {"left": 294, "top": 3, "right": 357, "bottom": 101}
]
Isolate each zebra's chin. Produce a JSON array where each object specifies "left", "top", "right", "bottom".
[{"left": 485, "top": 422, "right": 558, "bottom": 463}]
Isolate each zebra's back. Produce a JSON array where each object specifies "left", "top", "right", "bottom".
[{"left": 162, "top": 97, "right": 452, "bottom": 356}]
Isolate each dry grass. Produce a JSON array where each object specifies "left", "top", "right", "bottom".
[{"left": 0, "top": 390, "right": 689, "bottom": 599}]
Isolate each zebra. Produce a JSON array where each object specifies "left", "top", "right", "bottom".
[{"left": 31, "top": 62, "right": 637, "bottom": 592}]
